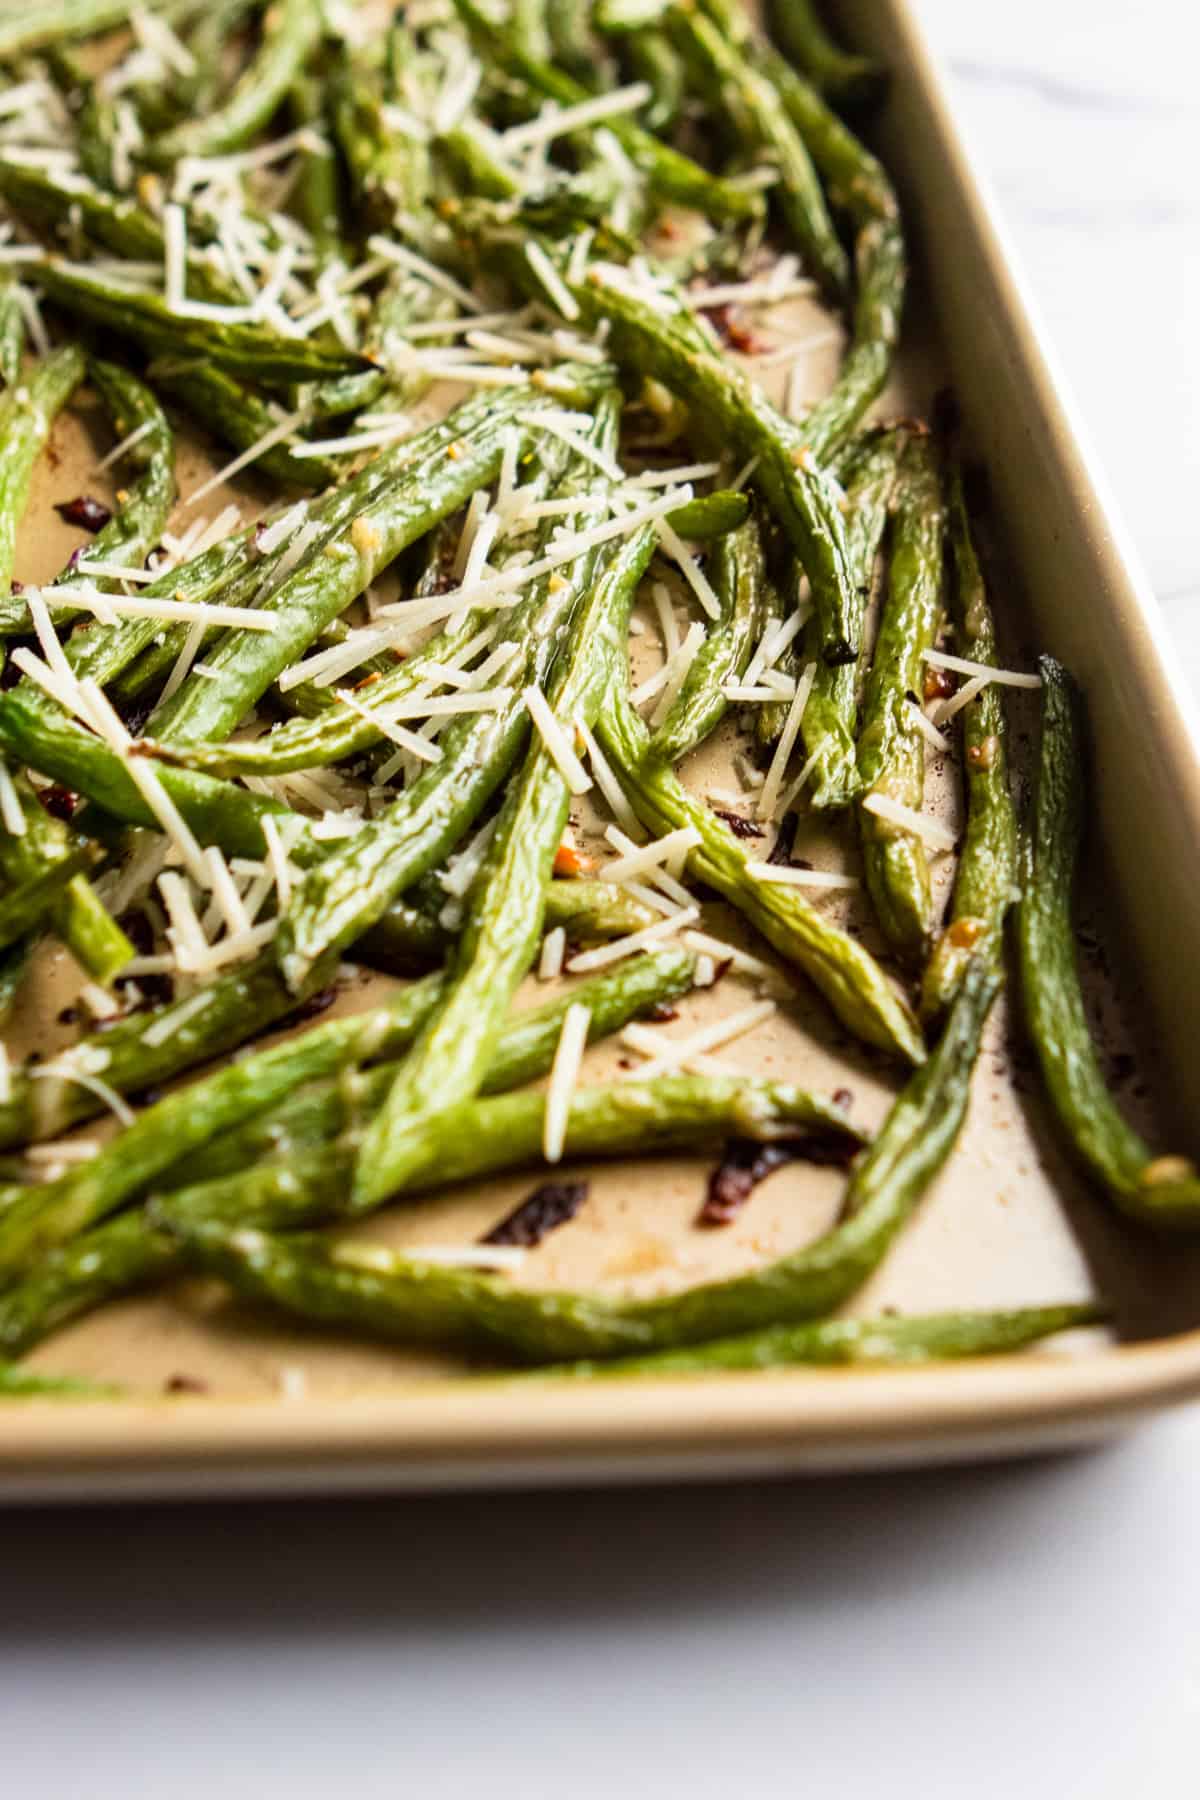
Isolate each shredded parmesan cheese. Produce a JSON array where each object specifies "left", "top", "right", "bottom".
[
  {"left": 502, "top": 83, "right": 651, "bottom": 152},
  {"left": 924, "top": 648, "right": 1042, "bottom": 687},
  {"left": 621, "top": 998, "right": 776, "bottom": 1080},
  {"left": 0, "top": 761, "right": 24, "bottom": 836},
  {"left": 543, "top": 1002, "right": 591, "bottom": 1164},
  {"left": 745, "top": 863, "right": 861, "bottom": 889},
  {"left": 679, "top": 930, "right": 775, "bottom": 982},
  {"left": 524, "top": 242, "right": 580, "bottom": 322},
  {"left": 600, "top": 825, "right": 700, "bottom": 887},
  {"left": 184, "top": 412, "right": 305, "bottom": 509},
  {"left": 566, "top": 907, "right": 699, "bottom": 974},
  {"left": 758, "top": 660, "right": 817, "bottom": 820},
  {"left": 575, "top": 717, "right": 643, "bottom": 838},
  {"left": 862, "top": 792, "right": 959, "bottom": 852},
  {"left": 930, "top": 674, "right": 988, "bottom": 727},
  {"left": 907, "top": 700, "right": 954, "bottom": 754},
  {"left": 538, "top": 925, "right": 566, "bottom": 981},
  {"left": 524, "top": 687, "right": 592, "bottom": 794},
  {"left": 653, "top": 516, "right": 721, "bottom": 620}
]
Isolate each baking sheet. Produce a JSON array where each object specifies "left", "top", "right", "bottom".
[{"left": 3, "top": 0, "right": 1200, "bottom": 1489}]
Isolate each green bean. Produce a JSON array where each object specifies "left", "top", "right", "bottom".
[
  {"left": 146, "top": 381, "right": 592, "bottom": 747},
  {"left": 0, "top": 344, "right": 137, "bottom": 978},
  {"left": 147, "top": 360, "right": 336, "bottom": 490},
  {"left": 288, "top": 74, "right": 344, "bottom": 266},
  {"left": 651, "top": 510, "right": 765, "bottom": 764},
  {"left": 0, "top": 160, "right": 236, "bottom": 303},
  {"left": 162, "top": 1064, "right": 859, "bottom": 1242},
  {"left": 0, "top": 945, "right": 332, "bottom": 1153},
  {"left": 1017, "top": 658, "right": 1200, "bottom": 1228},
  {"left": 547, "top": 0, "right": 601, "bottom": 84},
  {"left": 181, "top": 0, "right": 264, "bottom": 116},
  {"left": 599, "top": 680, "right": 926, "bottom": 1064},
  {"left": 272, "top": 428, "right": 607, "bottom": 990},
  {"left": 0, "top": 687, "right": 300, "bottom": 863},
  {"left": 328, "top": 45, "right": 431, "bottom": 232},
  {"left": 0, "top": 970, "right": 451, "bottom": 1282},
  {"left": 664, "top": 490, "right": 751, "bottom": 540},
  {"left": 358, "top": 878, "right": 662, "bottom": 975},
  {"left": 451, "top": 0, "right": 762, "bottom": 224},
  {"left": 681, "top": 0, "right": 902, "bottom": 452},
  {"left": 218, "top": 949, "right": 698, "bottom": 1176},
  {"left": 668, "top": 4, "right": 850, "bottom": 305},
  {"left": 593, "top": 0, "right": 670, "bottom": 30},
  {"left": 509, "top": 0, "right": 550, "bottom": 61},
  {"left": 151, "top": 0, "right": 323, "bottom": 162},
  {"left": 797, "top": 425, "right": 902, "bottom": 810},
  {"left": 0, "top": 949, "right": 700, "bottom": 1350},
  {"left": 31, "top": 261, "right": 370, "bottom": 384},
  {"left": 0, "top": 838, "right": 99, "bottom": 952},
  {"left": 0, "top": 158, "right": 159, "bottom": 262},
  {"left": 0, "top": 1213, "right": 177, "bottom": 1359},
  {"left": 921, "top": 434, "right": 1018, "bottom": 1020},
  {"left": 71, "top": 359, "right": 176, "bottom": 575},
  {"left": 0, "top": 344, "right": 86, "bottom": 592},
  {"left": 352, "top": 417, "right": 643, "bottom": 1209},
  {"left": 163, "top": 968, "right": 992, "bottom": 1361},
  {"left": 0, "top": 773, "right": 133, "bottom": 982},
  {"left": 0, "top": 0, "right": 199, "bottom": 58},
  {"left": 304, "top": 271, "right": 459, "bottom": 422},
  {"left": 437, "top": 119, "right": 523, "bottom": 204},
  {"left": 51, "top": 42, "right": 123, "bottom": 188},
  {"left": 534, "top": 1302, "right": 1105, "bottom": 1378},
  {"left": 751, "top": 560, "right": 798, "bottom": 748},
  {"left": 856, "top": 432, "right": 944, "bottom": 961},
  {"left": 0, "top": 277, "right": 24, "bottom": 389},
  {"left": 0, "top": 1360, "right": 118, "bottom": 1399},
  {"left": 44, "top": 861, "right": 135, "bottom": 983},
  {"left": 0, "top": 936, "right": 35, "bottom": 1025},
  {"left": 751, "top": 46, "right": 904, "bottom": 458},
  {"left": 764, "top": 0, "right": 885, "bottom": 109},
  {"left": 625, "top": 32, "right": 686, "bottom": 137},
  {"left": 453, "top": 223, "right": 867, "bottom": 711}
]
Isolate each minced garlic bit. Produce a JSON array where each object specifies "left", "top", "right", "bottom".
[{"left": 350, "top": 515, "right": 382, "bottom": 556}]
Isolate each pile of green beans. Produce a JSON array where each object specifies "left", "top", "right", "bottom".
[{"left": 0, "top": 0, "right": 1142, "bottom": 1396}]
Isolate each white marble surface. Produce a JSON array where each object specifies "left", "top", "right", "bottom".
[
  {"left": 4, "top": 6, "right": 1200, "bottom": 1796},
  {"left": 915, "top": 0, "right": 1200, "bottom": 688}
]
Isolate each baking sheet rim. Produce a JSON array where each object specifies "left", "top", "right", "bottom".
[{"left": 4, "top": 1330, "right": 1200, "bottom": 1498}]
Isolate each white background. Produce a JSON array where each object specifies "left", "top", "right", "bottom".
[{"left": 4, "top": 3, "right": 1200, "bottom": 1793}]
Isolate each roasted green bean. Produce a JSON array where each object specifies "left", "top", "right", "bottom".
[{"left": 1017, "top": 659, "right": 1200, "bottom": 1227}]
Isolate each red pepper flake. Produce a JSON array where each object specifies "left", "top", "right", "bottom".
[
  {"left": 481, "top": 1179, "right": 589, "bottom": 1248},
  {"left": 702, "top": 303, "right": 766, "bottom": 355},
  {"left": 55, "top": 495, "right": 113, "bottom": 533},
  {"left": 553, "top": 841, "right": 594, "bottom": 878},
  {"left": 699, "top": 1133, "right": 858, "bottom": 1227},
  {"left": 164, "top": 1373, "right": 209, "bottom": 1395},
  {"left": 711, "top": 806, "right": 763, "bottom": 841},
  {"left": 924, "top": 666, "right": 955, "bottom": 703},
  {"left": 38, "top": 784, "right": 79, "bottom": 821}
]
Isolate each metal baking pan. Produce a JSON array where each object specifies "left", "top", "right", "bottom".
[{"left": 5, "top": 0, "right": 1200, "bottom": 1501}]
